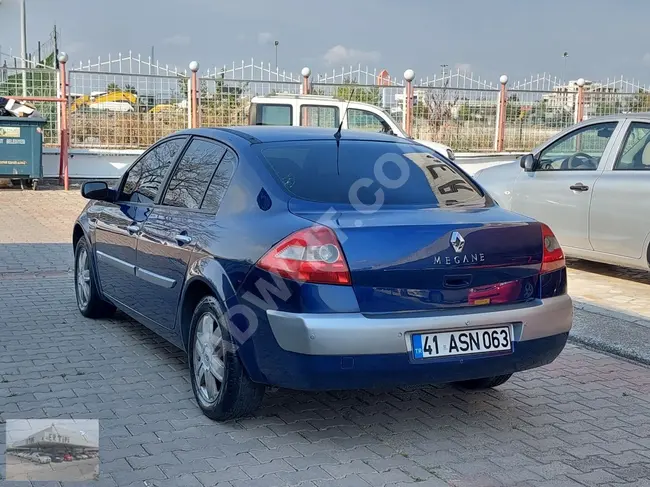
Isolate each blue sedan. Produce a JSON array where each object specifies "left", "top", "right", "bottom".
[{"left": 72, "top": 126, "right": 573, "bottom": 421}]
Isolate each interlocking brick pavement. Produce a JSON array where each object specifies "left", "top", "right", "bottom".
[{"left": 0, "top": 187, "right": 650, "bottom": 486}]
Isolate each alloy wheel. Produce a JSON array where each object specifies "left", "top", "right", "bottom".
[
  {"left": 76, "top": 248, "right": 91, "bottom": 310},
  {"left": 193, "top": 312, "right": 226, "bottom": 404}
]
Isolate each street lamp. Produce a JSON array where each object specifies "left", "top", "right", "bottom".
[
  {"left": 21, "top": 0, "right": 27, "bottom": 96},
  {"left": 274, "top": 40, "right": 279, "bottom": 71},
  {"left": 562, "top": 52, "right": 569, "bottom": 84}
]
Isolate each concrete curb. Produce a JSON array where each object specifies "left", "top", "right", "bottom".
[
  {"left": 569, "top": 298, "right": 650, "bottom": 366},
  {"left": 573, "top": 299, "right": 650, "bottom": 328}
]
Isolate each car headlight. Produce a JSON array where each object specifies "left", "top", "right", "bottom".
[{"left": 446, "top": 148, "right": 455, "bottom": 161}]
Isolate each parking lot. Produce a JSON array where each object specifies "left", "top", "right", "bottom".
[
  {"left": 6, "top": 454, "right": 99, "bottom": 481},
  {"left": 1, "top": 186, "right": 650, "bottom": 487}
]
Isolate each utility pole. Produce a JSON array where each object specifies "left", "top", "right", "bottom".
[
  {"left": 21, "top": 0, "right": 27, "bottom": 96},
  {"left": 562, "top": 52, "right": 569, "bottom": 84},
  {"left": 274, "top": 40, "right": 279, "bottom": 71}
]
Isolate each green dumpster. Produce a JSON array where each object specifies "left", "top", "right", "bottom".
[{"left": 0, "top": 116, "right": 47, "bottom": 190}]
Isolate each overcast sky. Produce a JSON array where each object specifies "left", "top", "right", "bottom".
[
  {"left": 1, "top": 0, "right": 649, "bottom": 84},
  {"left": 6, "top": 419, "right": 99, "bottom": 445}
]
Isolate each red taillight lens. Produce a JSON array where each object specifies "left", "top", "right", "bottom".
[
  {"left": 540, "top": 223, "right": 565, "bottom": 274},
  {"left": 257, "top": 225, "right": 352, "bottom": 285}
]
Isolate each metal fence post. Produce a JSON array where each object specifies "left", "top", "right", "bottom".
[
  {"left": 301, "top": 67, "right": 311, "bottom": 95},
  {"left": 403, "top": 69, "right": 415, "bottom": 137},
  {"left": 495, "top": 74, "right": 508, "bottom": 152},
  {"left": 189, "top": 61, "right": 199, "bottom": 129},
  {"left": 58, "top": 52, "right": 69, "bottom": 191},
  {"left": 575, "top": 78, "right": 585, "bottom": 123},
  {"left": 301, "top": 67, "right": 311, "bottom": 126}
]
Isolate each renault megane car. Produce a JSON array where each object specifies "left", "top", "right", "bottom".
[{"left": 72, "top": 126, "right": 573, "bottom": 421}]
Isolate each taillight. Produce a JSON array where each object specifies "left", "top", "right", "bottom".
[
  {"left": 256, "top": 225, "right": 351, "bottom": 285},
  {"left": 540, "top": 223, "right": 565, "bottom": 274}
]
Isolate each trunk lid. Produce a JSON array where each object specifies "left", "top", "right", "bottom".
[{"left": 289, "top": 201, "right": 543, "bottom": 313}]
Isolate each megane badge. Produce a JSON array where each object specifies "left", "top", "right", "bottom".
[{"left": 450, "top": 231, "right": 465, "bottom": 253}]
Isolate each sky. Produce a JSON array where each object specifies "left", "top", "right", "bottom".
[
  {"left": 6, "top": 419, "right": 100, "bottom": 446},
  {"left": 0, "top": 0, "right": 649, "bottom": 85}
]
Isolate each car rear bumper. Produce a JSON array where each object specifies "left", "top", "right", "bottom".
[
  {"left": 256, "top": 333, "right": 568, "bottom": 390},
  {"left": 267, "top": 294, "right": 572, "bottom": 356},
  {"left": 256, "top": 295, "right": 572, "bottom": 390}
]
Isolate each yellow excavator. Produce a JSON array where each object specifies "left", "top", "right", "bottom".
[{"left": 70, "top": 91, "right": 138, "bottom": 113}]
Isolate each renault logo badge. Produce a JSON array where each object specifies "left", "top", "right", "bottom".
[{"left": 450, "top": 231, "right": 465, "bottom": 253}]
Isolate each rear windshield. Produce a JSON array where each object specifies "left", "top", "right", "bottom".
[{"left": 257, "top": 139, "right": 485, "bottom": 208}]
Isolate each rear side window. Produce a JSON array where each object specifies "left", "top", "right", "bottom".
[
  {"left": 258, "top": 140, "right": 485, "bottom": 208},
  {"left": 300, "top": 105, "right": 339, "bottom": 128},
  {"left": 253, "top": 104, "right": 292, "bottom": 126},
  {"left": 201, "top": 149, "right": 236, "bottom": 212},
  {"left": 162, "top": 139, "right": 227, "bottom": 209}
]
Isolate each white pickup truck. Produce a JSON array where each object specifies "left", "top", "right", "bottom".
[{"left": 248, "top": 94, "right": 456, "bottom": 161}]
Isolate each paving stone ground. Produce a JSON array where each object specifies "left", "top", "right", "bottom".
[{"left": 1, "top": 186, "right": 649, "bottom": 487}]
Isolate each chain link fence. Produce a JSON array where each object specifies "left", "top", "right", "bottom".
[
  {"left": 6, "top": 60, "right": 650, "bottom": 153},
  {"left": 0, "top": 67, "right": 60, "bottom": 145},
  {"left": 67, "top": 71, "right": 188, "bottom": 148}
]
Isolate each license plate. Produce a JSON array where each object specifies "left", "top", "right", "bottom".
[{"left": 411, "top": 326, "right": 512, "bottom": 359}]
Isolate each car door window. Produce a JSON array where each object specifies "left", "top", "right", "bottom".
[
  {"left": 162, "top": 139, "right": 227, "bottom": 209},
  {"left": 537, "top": 122, "right": 618, "bottom": 171},
  {"left": 300, "top": 105, "right": 339, "bottom": 128},
  {"left": 201, "top": 149, "right": 236, "bottom": 212},
  {"left": 614, "top": 122, "right": 650, "bottom": 171},
  {"left": 347, "top": 108, "right": 392, "bottom": 134},
  {"left": 120, "top": 138, "right": 185, "bottom": 203}
]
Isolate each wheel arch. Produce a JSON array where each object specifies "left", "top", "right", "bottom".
[
  {"left": 72, "top": 223, "right": 85, "bottom": 251},
  {"left": 179, "top": 278, "right": 218, "bottom": 352},
  {"left": 178, "top": 257, "right": 239, "bottom": 352}
]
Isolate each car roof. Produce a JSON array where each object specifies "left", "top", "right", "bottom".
[
  {"left": 576, "top": 112, "right": 650, "bottom": 123},
  {"left": 174, "top": 126, "right": 413, "bottom": 145}
]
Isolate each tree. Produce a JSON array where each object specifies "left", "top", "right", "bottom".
[
  {"left": 505, "top": 94, "right": 523, "bottom": 121},
  {"left": 628, "top": 89, "right": 650, "bottom": 113},
  {"left": 593, "top": 100, "right": 622, "bottom": 116},
  {"left": 334, "top": 77, "right": 380, "bottom": 105},
  {"left": 413, "top": 77, "right": 460, "bottom": 130},
  {"left": 106, "top": 82, "right": 121, "bottom": 93}
]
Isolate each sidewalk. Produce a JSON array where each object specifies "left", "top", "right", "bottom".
[{"left": 571, "top": 300, "right": 650, "bottom": 365}]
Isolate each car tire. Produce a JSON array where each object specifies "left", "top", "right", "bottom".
[
  {"left": 188, "top": 296, "right": 265, "bottom": 421},
  {"left": 455, "top": 374, "right": 512, "bottom": 390},
  {"left": 74, "top": 238, "right": 115, "bottom": 319}
]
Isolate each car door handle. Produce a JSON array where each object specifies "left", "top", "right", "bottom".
[
  {"left": 569, "top": 183, "right": 589, "bottom": 192},
  {"left": 175, "top": 234, "right": 192, "bottom": 245},
  {"left": 126, "top": 224, "right": 140, "bottom": 234}
]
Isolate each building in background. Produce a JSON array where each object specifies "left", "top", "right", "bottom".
[{"left": 9, "top": 423, "right": 98, "bottom": 456}]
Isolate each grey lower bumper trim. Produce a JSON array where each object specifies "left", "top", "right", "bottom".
[{"left": 266, "top": 294, "right": 573, "bottom": 356}]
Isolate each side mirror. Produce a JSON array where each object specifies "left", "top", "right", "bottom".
[
  {"left": 81, "top": 181, "right": 111, "bottom": 201},
  {"left": 520, "top": 153, "right": 537, "bottom": 172}
]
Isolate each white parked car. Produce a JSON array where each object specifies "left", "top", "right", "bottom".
[
  {"left": 249, "top": 94, "right": 456, "bottom": 161},
  {"left": 36, "top": 454, "right": 52, "bottom": 464},
  {"left": 473, "top": 114, "right": 650, "bottom": 270}
]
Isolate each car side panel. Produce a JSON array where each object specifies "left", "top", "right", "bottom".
[
  {"left": 170, "top": 143, "right": 318, "bottom": 353},
  {"left": 589, "top": 119, "right": 650, "bottom": 261},
  {"left": 589, "top": 170, "right": 650, "bottom": 260}
]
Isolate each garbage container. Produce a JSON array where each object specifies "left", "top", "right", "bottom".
[{"left": 0, "top": 116, "right": 47, "bottom": 190}]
